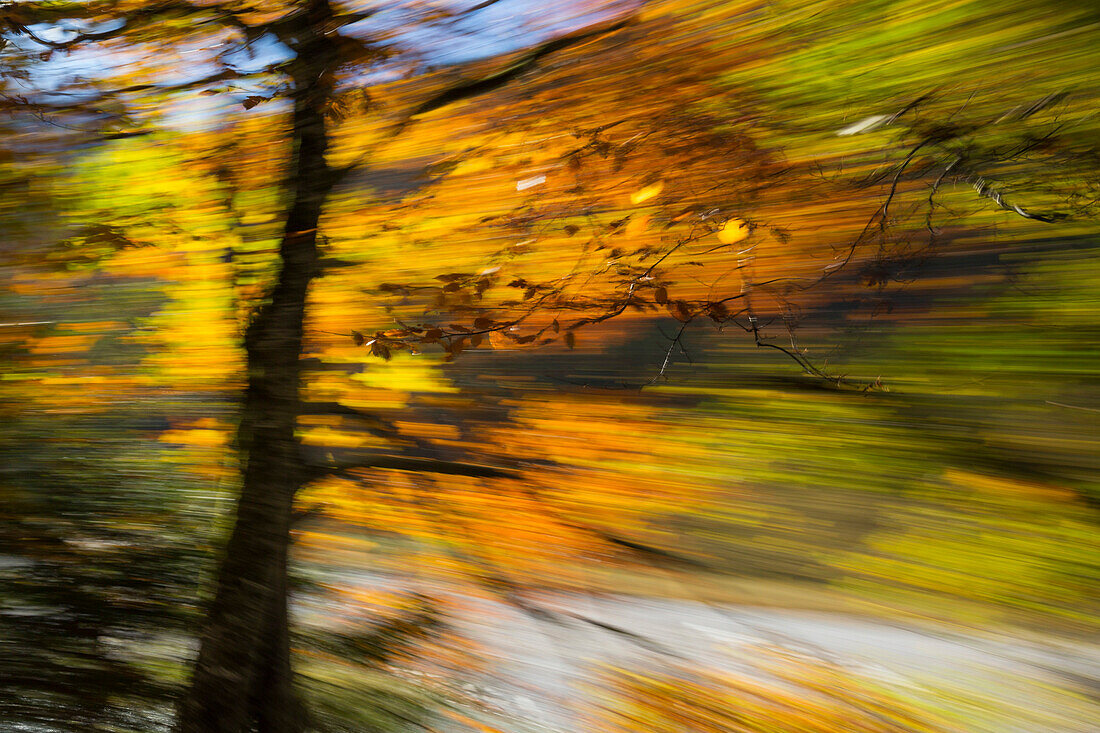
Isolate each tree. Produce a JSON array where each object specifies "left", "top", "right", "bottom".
[{"left": 0, "top": 2, "right": 645, "bottom": 731}]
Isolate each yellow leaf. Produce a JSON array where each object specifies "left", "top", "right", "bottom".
[
  {"left": 716, "top": 218, "right": 748, "bottom": 244},
  {"left": 625, "top": 215, "right": 650, "bottom": 237},
  {"left": 159, "top": 429, "right": 227, "bottom": 448},
  {"left": 630, "top": 181, "right": 664, "bottom": 205}
]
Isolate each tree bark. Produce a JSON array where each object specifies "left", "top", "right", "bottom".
[{"left": 177, "top": 3, "right": 338, "bottom": 731}]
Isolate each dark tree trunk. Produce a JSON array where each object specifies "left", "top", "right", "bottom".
[{"left": 177, "top": 3, "right": 339, "bottom": 731}]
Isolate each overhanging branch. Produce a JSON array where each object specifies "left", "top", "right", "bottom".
[
  {"left": 303, "top": 449, "right": 519, "bottom": 482},
  {"left": 403, "top": 14, "right": 636, "bottom": 125},
  {"left": 331, "top": 9, "right": 639, "bottom": 183},
  {"left": 2, "top": 0, "right": 254, "bottom": 48}
]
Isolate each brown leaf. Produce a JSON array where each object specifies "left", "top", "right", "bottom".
[
  {"left": 370, "top": 341, "right": 392, "bottom": 361},
  {"left": 564, "top": 331, "right": 576, "bottom": 349},
  {"left": 351, "top": 331, "right": 366, "bottom": 346},
  {"left": 653, "top": 287, "right": 669, "bottom": 305},
  {"left": 473, "top": 316, "right": 493, "bottom": 330},
  {"left": 242, "top": 95, "right": 266, "bottom": 110},
  {"left": 668, "top": 300, "right": 693, "bottom": 322}
]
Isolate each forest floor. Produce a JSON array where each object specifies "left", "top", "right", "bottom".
[{"left": 302, "top": 558, "right": 1100, "bottom": 733}]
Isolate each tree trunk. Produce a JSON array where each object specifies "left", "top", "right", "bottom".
[{"left": 177, "top": 4, "right": 338, "bottom": 730}]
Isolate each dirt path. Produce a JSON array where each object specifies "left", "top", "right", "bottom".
[{"left": 316, "top": 573, "right": 1100, "bottom": 732}]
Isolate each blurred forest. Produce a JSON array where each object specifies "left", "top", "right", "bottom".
[{"left": 1, "top": 0, "right": 1099, "bottom": 732}]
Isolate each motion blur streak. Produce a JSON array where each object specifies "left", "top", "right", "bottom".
[{"left": 1, "top": 1, "right": 1098, "bottom": 731}]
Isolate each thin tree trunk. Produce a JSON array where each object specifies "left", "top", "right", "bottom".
[{"left": 177, "top": 3, "right": 338, "bottom": 730}]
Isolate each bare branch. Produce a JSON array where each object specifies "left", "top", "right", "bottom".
[
  {"left": 647, "top": 319, "right": 692, "bottom": 385},
  {"left": 8, "top": 23, "right": 123, "bottom": 50},
  {"left": 968, "top": 175, "right": 1068, "bottom": 223},
  {"left": 461, "top": 0, "right": 511, "bottom": 15}
]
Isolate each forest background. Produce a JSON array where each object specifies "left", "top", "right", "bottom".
[{"left": 1, "top": 0, "right": 1098, "bottom": 731}]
